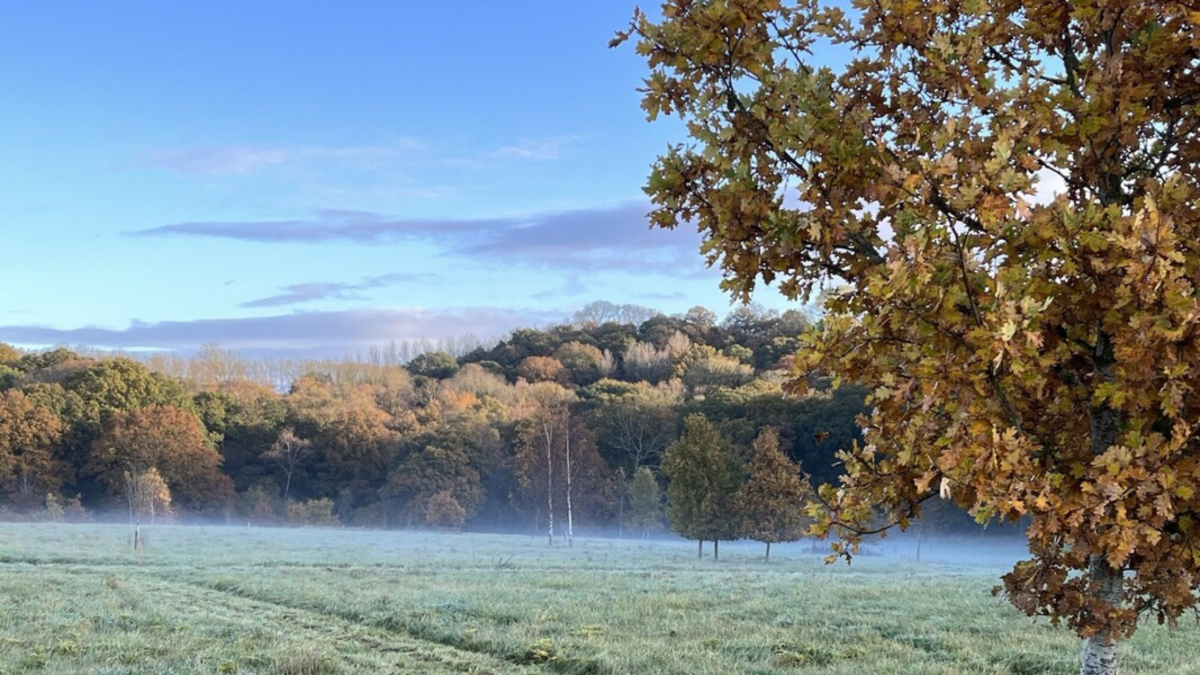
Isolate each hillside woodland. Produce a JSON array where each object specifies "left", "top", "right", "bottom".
[{"left": 0, "top": 303, "right": 869, "bottom": 546}]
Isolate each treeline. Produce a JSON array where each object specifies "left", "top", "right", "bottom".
[{"left": 0, "top": 303, "right": 868, "bottom": 537}]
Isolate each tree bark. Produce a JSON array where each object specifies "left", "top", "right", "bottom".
[
  {"left": 544, "top": 419, "right": 554, "bottom": 547},
  {"left": 1080, "top": 555, "right": 1123, "bottom": 675},
  {"left": 565, "top": 423, "right": 574, "bottom": 548},
  {"left": 1080, "top": 331, "right": 1123, "bottom": 675}
]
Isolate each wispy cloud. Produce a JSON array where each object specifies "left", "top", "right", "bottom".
[
  {"left": 490, "top": 135, "right": 582, "bottom": 162},
  {"left": 128, "top": 140, "right": 424, "bottom": 176},
  {"left": 531, "top": 274, "right": 588, "bottom": 300},
  {"left": 129, "top": 134, "right": 578, "bottom": 177},
  {"left": 0, "top": 307, "right": 558, "bottom": 353},
  {"left": 240, "top": 273, "right": 430, "bottom": 308},
  {"left": 131, "top": 202, "right": 705, "bottom": 273},
  {"left": 638, "top": 290, "right": 689, "bottom": 301}
]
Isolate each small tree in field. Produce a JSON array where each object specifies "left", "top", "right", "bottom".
[
  {"left": 619, "top": 1, "right": 1200, "bottom": 671},
  {"left": 736, "top": 429, "right": 808, "bottom": 561},
  {"left": 627, "top": 466, "right": 663, "bottom": 538},
  {"left": 662, "top": 414, "right": 742, "bottom": 560},
  {"left": 128, "top": 468, "right": 173, "bottom": 525}
]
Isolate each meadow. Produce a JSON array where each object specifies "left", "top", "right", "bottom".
[{"left": 0, "top": 524, "right": 1198, "bottom": 674}]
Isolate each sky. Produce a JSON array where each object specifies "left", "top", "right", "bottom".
[{"left": 0, "top": 2, "right": 809, "bottom": 357}]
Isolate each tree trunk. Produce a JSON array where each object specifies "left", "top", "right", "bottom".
[
  {"left": 1080, "top": 332, "right": 1123, "bottom": 675},
  {"left": 545, "top": 420, "right": 554, "bottom": 547},
  {"left": 697, "top": 539, "right": 703, "bottom": 559},
  {"left": 714, "top": 539, "right": 720, "bottom": 561},
  {"left": 916, "top": 519, "right": 923, "bottom": 563},
  {"left": 565, "top": 424, "right": 574, "bottom": 548},
  {"left": 1079, "top": 556, "right": 1123, "bottom": 675},
  {"left": 282, "top": 468, "right": 293, "bottom": 508},
  {"left": 617, "top": 484, "right": 625, "bottom": 539},
  {"left": 765, "top": 541, "right": 771, "bottom": 561}
]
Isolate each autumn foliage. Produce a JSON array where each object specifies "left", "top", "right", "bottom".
[{"left": 618, "top": 0, "right": 1200, "bottom": 669}]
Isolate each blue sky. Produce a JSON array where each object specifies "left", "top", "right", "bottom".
[{"left": 0, "top": 2, "right": 804, "bottom": 356}]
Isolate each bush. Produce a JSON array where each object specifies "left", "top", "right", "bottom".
[
  {"left": 286, "top": 499, "right": 340, "bottom": 527},
  {"left": 63, "top": 494, "right": 92, "bottom": 523}
]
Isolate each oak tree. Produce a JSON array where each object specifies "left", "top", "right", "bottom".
[
  {"left": 619, "top": 1, "right": 1200, "bottom": 672},
  {"left": 0, "top": 390, "right": 65, "bottom": 508},
  {"left": 88, "top": 405, "right": 232, "bottom": 516}
]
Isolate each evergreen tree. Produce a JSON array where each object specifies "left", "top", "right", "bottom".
[
  {"left": 662, "top": 414, "right": 741, "bottom": 560},
  {"left": 627, "top": 466, "right": 662, "bottom": 538},
  {"left": 736, "top": 428, "right": 808, "bottom": 561}
]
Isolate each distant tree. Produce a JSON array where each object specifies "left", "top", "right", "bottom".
[
  {"left": 736, "top": 428, "right": 808, "bottom": 561},
  {"left": 285, "top": 498, "right": 339, "bottom": 527},
  {"left": 554, "top": 342, "right": 610, "bottom": 386},
  {"left": 673, "top": 345, "right": 755, "bottom": 392},
  {"left": 43, "top": 493, "right": 63, "bottom": 522},
  {"left": 62, "top": 493, "right": 90, "bottom": 523},
  {"left": 662, "top": 414, "right": 742, "bottom": 560},
  {"left": 263, "top": 427, "right": 312, "bottom": 508},
  {"left": 682, "top": 306, "right": 718, "bottom": 331},
  {"left": 240, "top": 482, "right": 279, "bottom": 524},
  {"left": 188, "top": 343, "right": 246, "bottom": 391},
  {"left": 128, "top": 467, "right": 173, "bottom": 525},
  {"left": 720, "top": 304, "right": 780, "bottom": 348},
  {"left": 0, "top": 390, "right": 65, "bottom": 509},
  {"left": 425, "top": 490, "right": 467, "bottom": 529},
  {"left": 65, "top": 358, "right": 192, "bottom": 426},
  {"left": 379, "top": 442, "right": 484, "bottom": 527},
  {"left": 516, "top": 356, "right": 569, "bottom": 384},
  {"left": 560, "top": 416, "right": 610, "bottom": 545},
  {"left": 588, "top": 384, "right": 678, "bottom": 473},
  {"left": 627, "top": 466, "right": 663, "bottom": 538},
  {"left": 572, "top": 300, "right": 660, "bottom": 327},
  {"left": 621, "top": 341, "right": 672, "bottom": 384},
  {"left": 406, "top": 351, "right": 460, "bottom": 380},
  {"left": 0, "top": 342, "right": 20, "bottom": 365},
  {"left": 638, "top": 315, "right": 700, "bottom": 347},
  {"left": 513, "top": 382, "right": 577, "bottom": 544},
  {"left": 87, "top": 405, "right": 233, "bottom": 516},
  {"left": 0, "top": 364, "right": 19, "bottom": 390},
  {"left": 201, "top": 381, "right": 287, "bottom": 493}
]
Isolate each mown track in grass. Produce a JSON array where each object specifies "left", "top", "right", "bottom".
[
  {"left": 4, "top": 524, "right": 1200, "bottom": 675},
  {"left": 0, "top": 564, "right": 546, "bottom": 675}
]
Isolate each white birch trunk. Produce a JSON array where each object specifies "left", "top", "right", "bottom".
[
  {"left": 544, "top": 419, "right": 554, "bottom": 547},
  {"left": 565, "top": 423, "right": 574, "bottom": 548}
]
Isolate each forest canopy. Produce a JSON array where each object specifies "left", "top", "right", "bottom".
[{"left": 0, "top": 304, "right": 865, "bottom": 536}]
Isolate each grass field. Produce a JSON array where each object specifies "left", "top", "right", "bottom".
[{"left": 0, "top": 524, "right": 1197, "bottom": 674}]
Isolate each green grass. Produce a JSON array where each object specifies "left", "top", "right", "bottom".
[{"left": 0, "top": 524, "right": 1197, "bottom": 674}]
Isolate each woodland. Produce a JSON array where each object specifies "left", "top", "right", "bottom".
[{"left": 0, "top": 301, "right": 866, "bottom": 546}]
